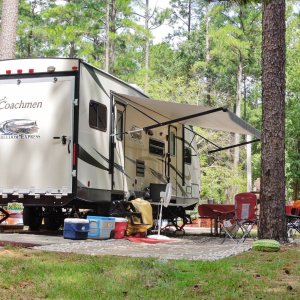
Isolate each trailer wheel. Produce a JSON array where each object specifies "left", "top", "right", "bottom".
[
  {"left": 44, "top": 207, "right": 64, "bottom": 231},
  {"left": 23, "top": 206, "right": 43, "bottom": 231},
  {"left": 44, "top": 215, "right": 63, "bottom": 231}
]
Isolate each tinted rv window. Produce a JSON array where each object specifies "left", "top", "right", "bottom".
[
  {"left": 184, "top": 147, "right": 192, "bottom": 164},
  {"left": 89, "top": 101, "right": 107, "bottom": 132},
  {"left": 116, "top": 110, "right": 123, "bottom": 141},
  {"left": 149, "top": 139, "right": 165, "bottom": 156},
  {"left": 170, "top": 132, "right": 176, "bottom": 156}
]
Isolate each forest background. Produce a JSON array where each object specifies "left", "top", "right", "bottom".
[{"left": 1, "top": 0, "right": 299, "bottom": 203}]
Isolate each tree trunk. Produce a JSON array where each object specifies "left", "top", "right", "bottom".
[
  {"left": 246, "top": 135, "right": 252, "bottom": 192},
  {"left": 259, "top": 0, "right": 287, "bottom": 242},
  {"left": 109, "top": 0, "right": 116, "bottom": 74},
  {"left": 105, "top": 0, "right": 110, "bottom": 73},
  {"left": 144, "top": 0, "right": 150, "bottom": 92},
  {"left": 187, "top": 0, "right": 192, "bottom": 34},
  {"left": 69, "top": 41, "right": 76, "bottom": 58},
  {"left": 233, "top": 60, "right": 242, "bottom": 168},
  {"left": 0, "top": 0, "right": 19, "bottom": 60},
  {"left": 205, "top": 3, "right": 212, "bottom": 106}
]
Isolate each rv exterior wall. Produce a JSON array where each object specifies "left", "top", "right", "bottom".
[{"left": 0, "top": 76, "right": 74, "bottom": 195}]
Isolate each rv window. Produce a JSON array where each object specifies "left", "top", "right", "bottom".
[
  {"left": 89, "top": 101, "right": 107, "bottom": 132},
  {"left": 116, "top": 110, "right": 123, "bottom": 141},
  {"left": 184, "top": 147, "right": 192, "bottom": 164},
  {"left": 170, "top": 132, "right": 176, "bottom": 156},
  {"left": 149, "top": 139, "right": 165, "bottom": 156}
]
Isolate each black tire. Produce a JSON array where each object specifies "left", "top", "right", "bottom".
[
  {"left": 44, "top": 216, "right": 63, "bottom": 231},
  {"left": 43, "top": 207, "right": 63, "bottom": 231},
  {"left": 23, "top": 206, "right": 43, "bottom": 231}
]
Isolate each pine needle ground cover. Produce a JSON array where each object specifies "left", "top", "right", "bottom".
[{"left": 0, "top": 244, "right": 299, "bottom": 300}]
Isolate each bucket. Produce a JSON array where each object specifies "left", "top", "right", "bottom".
[{"left": 114, "top": 217, "right": 128, "bottom": 239}]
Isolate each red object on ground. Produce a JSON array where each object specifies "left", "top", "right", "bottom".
[
  {"left": 198, "top": 204, "right": 235, "bottom": 217},
  {"left": 114, "top": 218, "right": 128, "bottom": 239},
  {"left": 198, "top": 204, "right": 235, "bottom": 235},
  {"left": 126, "top": 237, "right": 174, "bottom": 244}
]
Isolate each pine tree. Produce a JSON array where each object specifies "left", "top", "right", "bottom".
[{"left": 0, "top": 0, "right": 19, "bottom": 59}]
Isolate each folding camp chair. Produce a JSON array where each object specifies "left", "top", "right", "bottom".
[
  {"left": 287, "top": 206, "right": 300, "bottom": 238},
  {"left": 217, "top": 193, "right": 257, "bottom": 243}
]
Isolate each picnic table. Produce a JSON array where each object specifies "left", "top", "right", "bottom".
[
  {"left": 199, "top": 203, "right": 297, "bottom": 236},
  {"left": 198, "top": 204, "right": 234, "bottom": 235}
]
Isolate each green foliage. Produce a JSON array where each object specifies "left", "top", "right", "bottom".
[{"left": 285, "top": 3, "right": 300, "bottom": 199}]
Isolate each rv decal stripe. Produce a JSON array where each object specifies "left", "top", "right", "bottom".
[
  {"left": 85, "top": 65, "right": 109, "bottom": 98},
  {"left": 149, "top": 168, "right": 167, "bottom": 183},
  {"left": 125, "top": 156, "right": 136, "bottom": 164},
  {"left": 157, "top": 158, "right": 185, "bottom": 181},
  {"left": 94, "top": 148, "right": 130, "bottom": 178},
  {"left": 78, "top": 145, "right": 109, "bottom": 171}
]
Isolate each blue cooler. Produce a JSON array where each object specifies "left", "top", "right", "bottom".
[
  {"left": 63, "top": 218, "right": 90, "bottom": 240},
  {"left": 87, "top": 216, "right": 115, "bottom": 239}
]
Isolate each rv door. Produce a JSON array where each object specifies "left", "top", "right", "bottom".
[
  {"left": 113, "top": 103, "right": 126, "bottom": 192},
  {"left": 0, "top": 76, "right": 75, "bottom": 195},
  {"left": 167, "top": 125, "right": 178, "bottom": 197}
]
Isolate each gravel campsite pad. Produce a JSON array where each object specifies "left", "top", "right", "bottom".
[{"left": 30, "top": 235, "right": 252, "bottom": 261}]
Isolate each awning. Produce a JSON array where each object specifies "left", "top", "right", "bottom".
[{"left": 114, "top": 93, "right": 260, "bottom": 138}]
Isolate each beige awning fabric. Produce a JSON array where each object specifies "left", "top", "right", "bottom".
[{"left": 115, "top": 93, "right": 260, "bottom": 138}]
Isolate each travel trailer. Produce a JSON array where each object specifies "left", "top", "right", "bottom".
[{"left": 0, "top": 58, "right": 260, "bottom": 230}]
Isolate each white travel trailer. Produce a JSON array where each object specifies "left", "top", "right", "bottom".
[{"left": 0, "top": 58, "right": 260, "bottom": 230}]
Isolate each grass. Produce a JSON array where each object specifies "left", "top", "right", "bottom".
[{"left": 0, "top": 243, "right": 299, "bottom": 300}]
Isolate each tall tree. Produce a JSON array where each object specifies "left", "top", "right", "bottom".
[
  {"left": 258, "top": 0, "right": 287, "bottom": 241},
  {"left": 0, "top": 0, "right": 19, "bottom": 59}
]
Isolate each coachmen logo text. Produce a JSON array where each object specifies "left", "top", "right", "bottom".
[
  {"left": 0, "top": 96, "right": 42, "bottom": 110},
  {"left": 0, "top": 119, "right": 40, "bottom": 139},
  {"left": 0, "top": 96, "right": 41, "bottom": 139}
]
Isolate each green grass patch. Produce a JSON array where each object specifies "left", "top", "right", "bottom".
[{"left": 0, "top": 244, "right": 299, "bottom": 299}]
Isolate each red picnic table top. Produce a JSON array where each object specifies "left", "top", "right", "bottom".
[{"left": 198, "top": 204, "right": 235, "bottom": 235}]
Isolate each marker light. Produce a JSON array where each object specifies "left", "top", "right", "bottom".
[
  {"left": 72, "top": 66, "right": 78, "bottom": 71},
  {"left": 17, "top": 69, "right": 23, "bottom": 74},
  {"left": 6, "top": 70, "right": 11, "bottom": 74},
  {"left": 73, "top": 144, "right": 77, "bottom": 166},
  {"left": 29, "top": 69, "right": 34, "bottom": 73}
]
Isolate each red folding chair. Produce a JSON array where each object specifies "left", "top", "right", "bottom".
[{"left": 218, "top": 193, "right": 257, "bottom": 243}]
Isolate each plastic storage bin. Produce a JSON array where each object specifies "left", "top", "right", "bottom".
[
  {"left": 87, "top": 216, "right": 115, "bottom": 239},
  {"left": 63, "top": 218, "right": 90, "bottom": 240},
  {"left": 114, "top": 217, "right": 128, "bottom": 239}
]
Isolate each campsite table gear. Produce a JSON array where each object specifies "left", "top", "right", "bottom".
[
  {"left": 198, "top": 204, "right": 234, "bottom": 235},
  {"left": 63, "top": 218, "right": 89, "bottom": 240},
  {"left": 113, "top": 217, "right": 128, "bottom": 239},
  {"left": 87, "top": 216, "right": 115, "bottom": 239}
]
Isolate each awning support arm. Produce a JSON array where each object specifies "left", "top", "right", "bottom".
[
  {"left": 208, "top": 139, "right": 260, "bottom": 154},
  {"left": 143, "top": 107, "right": 227, "bottom": 131},
  {"left": 113, "top": 92, "right": 160, "bottom": 124},
  {"left": 184, "top": 126, "right": 221, "bottom": 149}
]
